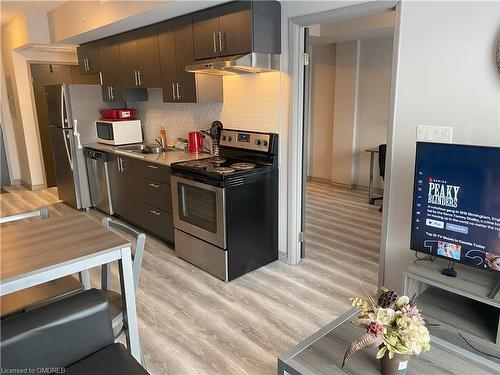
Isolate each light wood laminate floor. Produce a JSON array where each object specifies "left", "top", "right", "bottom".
[{"left": 0, "top": 182, "right": 381, "bottom": 374}]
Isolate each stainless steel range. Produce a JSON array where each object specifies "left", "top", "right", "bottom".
[{"left": 170, "top": 129, "right": 279, "bottom": 281}]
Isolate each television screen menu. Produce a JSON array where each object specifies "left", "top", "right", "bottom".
[{"left": 410, "top": 142, "right": 500, "bottom": 273}]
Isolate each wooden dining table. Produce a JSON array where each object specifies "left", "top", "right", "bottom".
[{"left": 0, "top": 212, "right": 142, "bottom": 363}]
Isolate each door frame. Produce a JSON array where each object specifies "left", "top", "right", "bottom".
[
  {"left": 286, "top": 1, "right": 402, "bottom": 286},
  {"left": 28, "top": 61, "right": 79, "bottom": 188}
]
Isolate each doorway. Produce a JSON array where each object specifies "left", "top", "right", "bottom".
[
  {"left": 30, "top": 64, "right": 98, "bottom": 187},
  {"left": 288, "top": 2, "right": 399, "bottom": 284},
  {"left": 302, "top": 11, "right": 395, "bottom": 288}
]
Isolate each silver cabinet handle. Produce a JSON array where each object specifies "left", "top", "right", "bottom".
[
  {"left": 86, "top": 58, "right": 90, "bottom": 72},
  {"left": 110, "top": 86, "right": 114, "bottom": 100},
  {"left": 147, "top": 164, "right": 158, "bottom": 169},
  {"left": 149, "top": 209, "right": 161, "bottom": 216},
  {"left": 176, "top": 83, "right": 181, "bottom": 99},
  {"left": 99, "top": 72, "right": 103, "bottom": 85},
  {"left": 134, "top": 70, "right": 138, "bottom": 86},
  {"left": 213, "top": 33, "right": 217, "bottom": 53},
  {"left": 107, "top": 86, "right": 111, "bottom": 100},
  {"left": 149, "top": 183, "right": 160, "bottom": 188},
  {"left": 117, "top": 158, "right": 121, "bottom": 172},
  {"left": 218, "top": 32, "right": 224, "bottom": 53},
  {"left": 83, "top": 58, "right": 88, "bottom": 72},
  {"left": 120, "top": 158, "right": 125, "bottom": 172},
  {"left": 172, "top": 83, "right": 176, "bottom": 100},
  {"left": 137, "top": 70, "right": 142, "bottom": 86}
]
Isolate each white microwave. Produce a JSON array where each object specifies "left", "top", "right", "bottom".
[{"left": 96, "top": 120, "right": 143, "bottom": 145}]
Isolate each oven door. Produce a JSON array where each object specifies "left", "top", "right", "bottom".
[{"left": 171, "top": 176, "right": 226, "bottom": 249}]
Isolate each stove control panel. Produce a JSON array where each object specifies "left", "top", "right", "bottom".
[{"left": 219, "top": 130, "right": 271, "bottom": 152}]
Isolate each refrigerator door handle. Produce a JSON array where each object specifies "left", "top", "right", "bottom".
[
  {"left": 63, "top": 129, "right": 74, "bottom": 171},
  {"left": 61, "top": 86, "right": 69, "bottom": 127},
  {"left": 73, "top": 119, "right": 82, "bottom": 149},
  {"left": 60, "top": 86, "right": 73, "bottom": 170}
]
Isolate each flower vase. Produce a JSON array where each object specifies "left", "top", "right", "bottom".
[{"left": 380, "top": 353, "right": 410, "bottom": 375}]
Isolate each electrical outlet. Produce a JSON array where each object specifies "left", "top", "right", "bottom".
[{"left": 417, "top": 125, "right": 453, "bottom": 143}]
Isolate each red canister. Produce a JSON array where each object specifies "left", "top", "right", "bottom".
[{"left": 188, "top": 131, "right": 203, "bottom": 153}]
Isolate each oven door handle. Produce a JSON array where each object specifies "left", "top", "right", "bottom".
[{"left": 170, "top": 175, "right": 224, "bottom": 193}]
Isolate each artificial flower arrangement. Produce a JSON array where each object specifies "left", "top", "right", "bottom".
[{"left": 342, "top": 288, "right": 431, "bottom": 373}]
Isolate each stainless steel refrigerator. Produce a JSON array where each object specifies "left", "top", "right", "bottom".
[{"left": 45, "top": 84, "right": 109, "bottom": 209}]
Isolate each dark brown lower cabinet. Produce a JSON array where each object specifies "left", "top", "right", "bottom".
[
  {"left": 108, "top": 154, "right": 174, "bottom": 244},
  {"left": 108, "top": 154, "right": 143, "bottom": 225},
  {"left": 140, "top": 203, "right": 174, "bottom": 243}
]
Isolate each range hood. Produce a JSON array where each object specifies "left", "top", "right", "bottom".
[{"left": 185, "top": 53, "right": 280, "bottom": 76}]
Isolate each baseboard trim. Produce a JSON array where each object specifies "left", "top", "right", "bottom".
[
  {"left": 278, "top": 251, "right": 289, "bottom": 263},
  {"left": 9, "top": 179, "right": 21, "bottom": 185},
  {"left": 307, "top": 177, "right": 384, "bottom": 195},
  {"left": 21, "top": 180, "right": 47, "bottom": 191},
  {"left": 308, "top": 177, "right": 353, "bottom": 190}
]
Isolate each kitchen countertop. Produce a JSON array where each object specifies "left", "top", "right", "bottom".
[{"left": 84, "top": 143, "right": 211, "bottom": 166}]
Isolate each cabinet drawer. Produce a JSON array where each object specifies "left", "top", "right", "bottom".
[
  {"left": 141, "top": 204, "right": 174, "bottom": 243},
  {"left": 143, "top": 178, "right": 172, "bottom": 212},
  {"left": 141, "top": 162, "right": 171, "bottom": 184}
]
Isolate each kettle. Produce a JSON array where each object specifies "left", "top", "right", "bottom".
[{"left": 188, "top": 131, "right": 203, "bottom": 153}]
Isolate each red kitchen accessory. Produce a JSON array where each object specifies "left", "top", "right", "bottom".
[
  {"left": 99, "top": 108, "right": 137, "bottom": 120},
  {"left": 188, "top": 131, "right": 203, "bottom": 153}
]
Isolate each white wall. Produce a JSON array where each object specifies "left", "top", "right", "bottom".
[
  {"left": 382, "top": 1, "right": 500, "bottom": 292},
  {"left": 309, "top": 43, "right": 336, "bottom": 180},
  {"left": 331, "top": 40, "right": 358, "bottom": 185},
  {"left": 308, "top": 37, "right": 392, "bottom": 188},
  {"left": 0, "top": 62, "right": 21, "bottom": 183},
  {"left": 353, "top": 37, "right": 393, "bottom": 189}
]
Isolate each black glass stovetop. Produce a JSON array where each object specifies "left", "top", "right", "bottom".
[{"left": 171, "top": 156, "right": 273, "bottom": 181}]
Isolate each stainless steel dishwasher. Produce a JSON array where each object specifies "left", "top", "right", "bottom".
[{"left": 84, "top": 148, "right": 113, "bottom": 215}]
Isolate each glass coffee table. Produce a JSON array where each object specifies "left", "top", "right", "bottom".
[{"left": 278, "top": 309, "right": 498, "bottom": 375}]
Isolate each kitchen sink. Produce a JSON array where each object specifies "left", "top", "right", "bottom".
[
  {"left": 114, "top": 144, "right": 174, "bottom": 154},
  {"left": 115, "top": 144, "right": 149, "bottom": 152}
]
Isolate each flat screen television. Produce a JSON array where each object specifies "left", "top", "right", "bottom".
[{"left": 410, "top": 142, "right": 500, "bottom": 275}]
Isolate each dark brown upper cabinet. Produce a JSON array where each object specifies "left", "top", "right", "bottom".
[
  {"left": 158, "top": 16, "right": 222, "bottom": 103},
  {"left": 98, "top": 36, "right": 124, "bottom": 102},
  {"left": 193, "top": 1, "right": 281, "bottom": 61},
  {"left": 119, "top": 24, "right": 161, "bottom": 88},
  {"left": 77, "top": 41, "right": 100, "bottom": 74}
]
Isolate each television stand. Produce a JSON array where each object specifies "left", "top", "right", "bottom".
[
  {"left": 489, "top": 279, "right": 500, "bottom": 299},
  {"left": 403, "top": 260, "right": 500, "bottom": 370},
  {"left": 441, "top": 261, "right": 457, "bottom": 277}
]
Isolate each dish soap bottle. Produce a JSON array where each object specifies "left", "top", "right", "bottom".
[{"left": 160, "top": 127, "right": 167, "bottom": 148}]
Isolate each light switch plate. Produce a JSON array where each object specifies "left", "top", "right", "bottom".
[{"left": 417, "top": 125, "right": 453, "bottom": 143}]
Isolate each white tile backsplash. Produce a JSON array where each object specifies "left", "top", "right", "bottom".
[
  {"left": 132, "top": 88, "right": 222, "bottom": 144},
  {"left": 130, "top": 72, "right": 281, "bottom": 144},
  {"left": 220, "top": 73, "right": 281, "bottom": 132}
]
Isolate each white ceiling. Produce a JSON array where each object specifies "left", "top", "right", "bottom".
[
  {"left": 1, "top": 1, "right": 66, "bottom": 25},
  {"left": 309, "top": 11, "right": 395, "bottom": 46}
]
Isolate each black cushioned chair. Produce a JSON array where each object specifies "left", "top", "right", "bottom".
[
  {"left": 378, "top": 144, "right": 387, "bottom": 212},
  {"left": 0, "top": 289, "right": 148, "bottom": 375}
]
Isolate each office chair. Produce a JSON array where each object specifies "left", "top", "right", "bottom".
[{"left": 378, "top": 144, "right": 387, "bottom": 212}]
